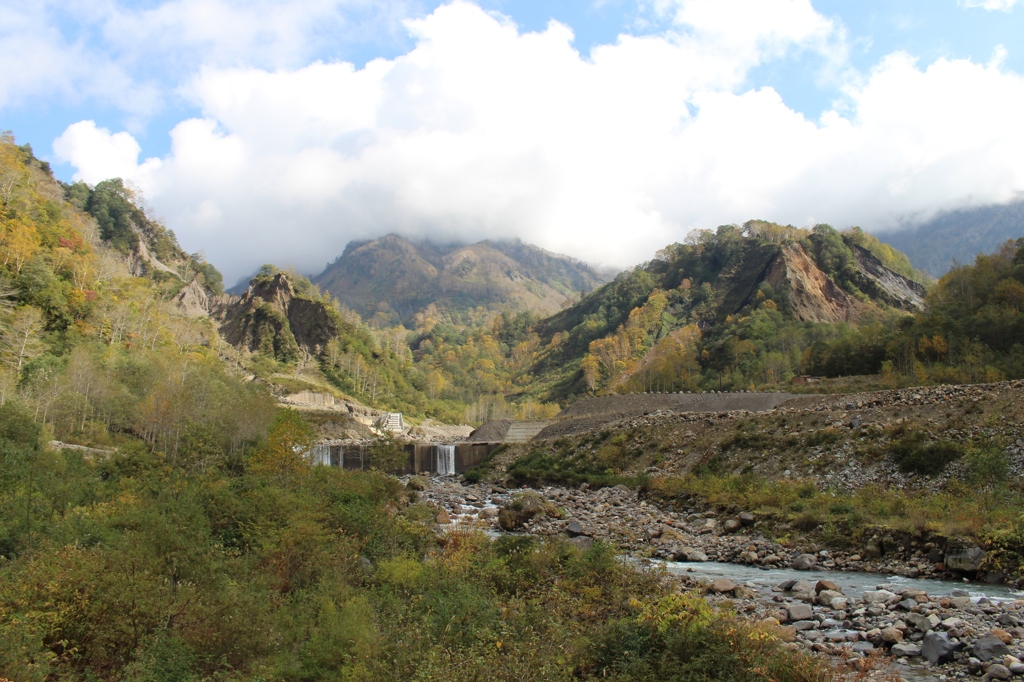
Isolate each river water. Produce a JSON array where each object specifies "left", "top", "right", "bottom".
[{"left": 646, "top": 559, "right": 1023, "bottom": 602}]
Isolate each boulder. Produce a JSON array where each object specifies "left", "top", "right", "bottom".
[
  {"left": 815, "top": 580, "right": 840, "bottom": 594},
  {"left": 723, "top": 519, "right": 741, "bottom": 533},
  {"left": 677, "top": 548, "right": 708, "bottom": 562},
  {"left": 406, "top": 476, "right": 429, "bottom": 491},
  {"left": 739, "top": 511, "right": 756, "bottom": 526},
  {"left": 569, "top": 536, "right": 593, "bottom": 551},
  {"left": 708, "top": 578, "right": 737, "bottom": 594},
  {"left": 922, "top": 631, "right": 962, "bottom": 664},
  {"left": 946, "top": 546, "right": 986, "bottom": 572},
  {"left": 739, "top": 551, "right": 759, "bottom": 563},
  {"left": 862, "top": 590, "right": 896, "bottom": 604},
  {"left": 881, "top": 627, "right": 904, "bottom": 644},
  {"left": 566, "top": 520, "right": 585, "bottom": 537},
  {"left": 891, "top": 642, "right": 922, "bottom": 657},
  {"left": 973, "top": 636, "right": 1011, "bottom": 662},
  {"left": 787, "top": 603, "right": 814, "bottom": 621},
  {"left": 927, "top": 547, "right": 944, "bottom": 564},
  {"left": 989, "top": 628, "right": 1013, "bottom": 644},
  {"left": 984, "top": 664, "right": 1013, "bottom": 681},
  {"left": 792, "top": 554, "right": 817, "bottom": 570}
]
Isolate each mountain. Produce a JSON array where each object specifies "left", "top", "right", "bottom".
[
  {"left": 522, "top": 221, "right": 928, "bottom": 401},
  {"left": 311, "top": 234, "right": 608, "bottom": 327},
  {"left": 877, "top": 198, "right": 1024, "bottom": 277}
]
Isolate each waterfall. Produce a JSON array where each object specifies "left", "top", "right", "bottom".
[
  {"left": 312, "top": 443, "right": 331, "bottom": 466},
  {"left": 437, "top": 444, "right": 455, "bottom": 476}
]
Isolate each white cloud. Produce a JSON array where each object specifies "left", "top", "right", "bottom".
[
  {"left": 959, "top": 0, "right": 1019, "bottom": 10},
  {"left": 52, "top": 120, "right": 162, "bottom": 188},
  {"left": 54, "top": 1, "right": 1024, "bottom": 284}
]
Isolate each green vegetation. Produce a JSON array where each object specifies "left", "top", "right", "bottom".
[
  {"left": 888, "top": 432, "right": 964, "bottom": 475},
  {"left": 0, "top": 404, "right": 835, "bottom": 681}
]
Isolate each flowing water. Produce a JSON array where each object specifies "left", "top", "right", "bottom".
[
  {"left": 437, "top": 444, "right": 456, "bottom": 476},
  {"left": 647, "top": 559, "right": 1022, "bottom": 601}
]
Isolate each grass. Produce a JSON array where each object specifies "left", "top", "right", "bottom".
[{"left": 646, "top": 473, "right": 1024, "bottom": 566}]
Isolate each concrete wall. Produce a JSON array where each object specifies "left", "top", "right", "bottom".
[{"left": 321, "top": 442, "right": 495, "bottom": 475}]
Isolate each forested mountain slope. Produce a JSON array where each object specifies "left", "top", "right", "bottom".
[
  {"left": 878, "top": 198, "right": 1024, "bottom": 277},
  {"left": 520, "top": 221, "right": 929, "bottom": 401},
  {"left": 312, "top": 234, "right": 608, "bottom": 327}
]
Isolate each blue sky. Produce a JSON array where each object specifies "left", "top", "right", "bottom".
[{"left": 3, "top": 0, "right": 1023, "bottom": 281}]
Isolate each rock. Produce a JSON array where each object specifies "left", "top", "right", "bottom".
[
  {"left": 815, "top": 580, "right": 840, "bottom": 594},
  {"left": 817, "top": 589, "right": 843, "bottom": 603},
  {"left": 927, "top": 547, "right": 944, "bottom": 563},
  {"left": 407, "top": 476, "right": 429, "bottom": 491},
  {"left": 723, "top": 519, "right": 741, "bottom": 533},
  {"left": 891, "top": 642, "right": 922, "bottom": 657},
  {"left": 941, "top": 617, "right": 965, "bottom": 630},
  {"left": 862, "top": 590, "right": 896, "bottom": 604},
  {"left": 792, "top": 553, "right": 817, "bottom": 570},
  {"left": 984, "top": 664, "right": 1013, "bottom": 681},
  {"left": 480, "top": 507, "right": 498, "bottom": 519},
  {"left": 881, "top": 627, "right": 904, "bottom": 644},
  {"left": 922, "top": 631, "right": 962, "bottom": 664},
  {"left": 972, "top": 636, "right": 1010, "bottom": 662},
  {"left": 774, "top": 625, "right": 798, "bottom": 642},
  {"left": 739, "top": 551, "right": 759, "bottom": 563},
  {"left": 566, "top": 520, "right": 585, "bottom": 537},
  {"left": 739, "top": 511, "right": 755, "bottom": 526},
  {"left": 787, "top": 603, "right": 814, "bottom": 621},
  {"left": 678, "top": 548, "right": 708, "bottom": 562},
  {"left": 829, "top": 597, "right": 849, "bottom": 611},
  {"left": 569, "top": 536, "right": 593, "bottom": 551},
  {"left": 897, "top": 598, "right": 918, "bottom": 611},
  {"left": 946, "top": 546, "right": 987, "bottom": 572},
  {"left": 990, "top": 628, "right": 1013, "bottom": 644},
  {"left": 708, "top": 578, "right": 737, "bottom": 594},
  {"left": 733, "top": 586, "right": 756, "bottom": 599},
  {"left": 908, "top": 614, "right": 941, "bottom": 632},
  {"left": 435, "top": 510, "right": 451, "bottom": 524},
  {"left": 792, "top": 620, "right": 816, "bottom": 631}
]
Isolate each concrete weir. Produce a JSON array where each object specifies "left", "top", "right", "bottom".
[{"left": 312, "top": 441, "right": 495, "bottom": 476}]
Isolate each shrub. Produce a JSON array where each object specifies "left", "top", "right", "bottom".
[{"left": 889, "top": 432, "right": 963, "bottom": 475}]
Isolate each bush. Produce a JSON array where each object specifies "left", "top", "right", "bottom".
[{"left": 889, "top": 432, "right": 964, "bottom": 475}]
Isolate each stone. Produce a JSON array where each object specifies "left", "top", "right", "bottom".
[
  {"left": 787, "top": 603, "right": 814, "bottom": 621},
  {"left": 829, "top": 597, "right": 849, "bottom": 611},
  {"left": 734, "top": 586, "right": 756, "bottom": 599},
  {"left": 972, "top": 635, "right": 1011, "bottom": 662},
  {"left": 723, "top": 519, "right": 741, "bottom": 533},
  {"left": 817, "top": 589, "right": 843, "bottom": 603},
  {"left": 792, "top": 554, "right": 817, "bottom": 570},
  {"left": 946, "top": 546, "right": 987, "bottom": 572},
  {"left": 891, "top": 642, "right": 922, "bottom": 657},
  {"left": 983, "top": 664, "right": 1013, "bottom": 681},
  {"left": 792, "top": 620, "right": 816, "bottom": 631},
  {"left": 862, "top": 590, "right": 896, "bottom": 604},
  {"left": 739, "top": 551, "right": 759, "bottom": 563},
  {"left": 941, "top": 617, "right": 965, "bottom": 630},
  {"left": 927, "top": 547, "right": 944, "bottom": 563},
  {"left": 774, "top": 625, "right": 798, "bottom": 642},
  {"left": 435, "top": 510, "right": 451, "bottom": 524},
  {"left": 569, "top": 536, "right": 593, "bottom": 550},
  {"left": 897, "top": 598, "right": 918, "bottom": 611},
  {"left": 949, "top": 596, "right": 972, "bottom": 609},
  {"left": 708, "top": 578, "right": 737, "bottom": 594},
  {"left": 566, "top": 520, "right": 585, "bottom": 537},
  {"left": 680, "top": 548, "right": 708, "bottom": 562},
  {"left": 881, "top": 627, "right": 904, "bottom": 644},
  {"left": 407, "top": 476, "right": 429, "bottom": 491},
  {"left": 739, "top": 511, "right": 756, "bottom": 526},
  {"left": 990, "top": 628, "right": 1013, "bottom": 644},
  {"left": 922, "top": 631, "right": 962, "bottom": 664},
  {"left": 815, "top": 580, "right": 840, "bottom": 594}
]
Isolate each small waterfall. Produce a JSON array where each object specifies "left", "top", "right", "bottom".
[
  {"left": 312, "top": 443, "right": 331, "bottom": 466},
  {"left": 437, "top": 444, "right": 455, "bottom": 476}
]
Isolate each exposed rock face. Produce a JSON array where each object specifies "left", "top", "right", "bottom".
[
  {"left": 218, "top": 273, "right": 342, "bottom": 360},
  {"left": 946, "top": 546, "right": 987, "bottom": 572},
  {"left": 174, "top": 279, "right": 210, "bottom": 317},
  {"left": 766, "top": 244, "right": 864, "bottom": 323}
]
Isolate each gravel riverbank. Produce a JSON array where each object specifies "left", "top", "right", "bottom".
[{"left": 411, "top": 476, "right": 1024, "bottom": 680}]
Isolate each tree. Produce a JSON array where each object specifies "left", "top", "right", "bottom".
[
  {"left": 1, "top": 306, "right": 44, "bottom": 371},
  {"left": 250, "top": 409, "right": 313, "bottom": 484}
]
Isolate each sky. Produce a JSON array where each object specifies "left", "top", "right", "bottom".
[{"left": 3, "top": 0, "right": 1024, "bottom": 285}]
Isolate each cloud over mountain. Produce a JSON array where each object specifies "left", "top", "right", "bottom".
[{"left": 51, "top": 0, "right": 1024, "bottom": 283}]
